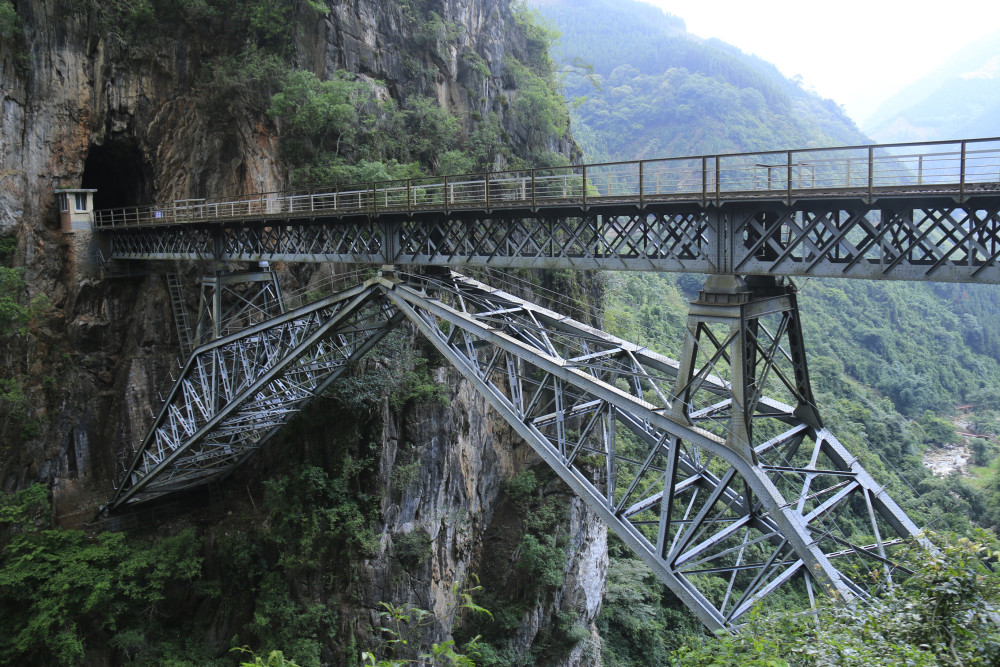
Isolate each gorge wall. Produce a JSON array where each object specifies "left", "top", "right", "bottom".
[{"left": 0, "top": 0, "right": 604, "bottom": 663}]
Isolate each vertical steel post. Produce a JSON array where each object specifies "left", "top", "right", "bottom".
[
  {"left": 639, "top": 160, "right": 645, "bottom": 208},
  {"left": 715, "top": 155, "right": 721, "bottom": 205},
  {"left": 787, "top": 151, "right": 793, "bottom": 205},
  {"left": 960, "top": 141, "right": 967, "bottom": 203},
  {"left": 583, "top": 165, "right": 588, "bottom": 208},
  {"left": 702, "top": 156, "right": 708, "bottom": 206},
  {"left": 868, "top": 146, "right": 874, "bottom": 204},
  {"left": 531, "top": 170, "right": 536, "bottom": 211}
]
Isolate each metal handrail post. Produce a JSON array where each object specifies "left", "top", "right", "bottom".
[
  {"left": 787, "top": 150, "right": 793, "bottom": 205},
  {"left": 715, "top": 155, "right": 721, "bottom": 205},
  {"left": 639, "top": 160, "right": 644, "bottom": 208},
  {"left": 583, "top": 165, "right": 587, "bottom": 208},
  {"left": 868, "top": 146, "right": 874, "bottom": 203},
  {"left": 960, "top": 141, "right": 967, "bottom": 202},
  {"left": 702, "top": 156, "right": 708, "bottom": 206},
  {"left": 531, "top": 169, "right": 536, "bottom": 210}
]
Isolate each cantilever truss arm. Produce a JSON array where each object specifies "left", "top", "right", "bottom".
[
  {"left": 380, "top": 270, "right": 922, "bottom": 630},
  {"left": 110, "top": 269, "right": 922, "bottom": 631},
  {"left": 109, "top": 279, "right": 402, "bottom": 509}
]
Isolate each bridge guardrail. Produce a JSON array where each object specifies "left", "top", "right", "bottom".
[{"left": 92, "top": 137, "right": 1000, "bottom": 229}]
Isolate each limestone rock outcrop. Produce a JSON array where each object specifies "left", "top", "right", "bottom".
[{"left": 0, "top": 0, "right": 604, "bottom": 662}]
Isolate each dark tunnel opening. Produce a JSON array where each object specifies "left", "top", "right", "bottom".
[{"left": 81, "top": 141, "right": 155, "bottom": 210}]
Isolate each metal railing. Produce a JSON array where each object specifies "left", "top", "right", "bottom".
[{"left": 92, "top": 137, "right": 1000, "bottom": 229}]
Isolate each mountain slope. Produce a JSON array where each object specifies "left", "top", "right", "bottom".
[
  {"left": 530, "top": 1, "right": 1000, "bottom": 661},
  {"left": 864, "top": 30, "right": 1000, "bottom": 143},
  {"left": 532, "top": 0, "right": 867, "bottom": 160}
]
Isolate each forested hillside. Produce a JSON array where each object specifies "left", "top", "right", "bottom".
[
  {"left": 531, "top": 0, "right": 1000, "bottom": 663},
  {"left": 533, "top": 0, "right": 866, "bottom": 160}
]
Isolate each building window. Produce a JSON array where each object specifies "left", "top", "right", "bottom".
[
  {"left": 74, "top": 193, "right": 88, "bottom": 211},
  {"left": 59, "top": 194, "right": 69, "bottom": 211}
]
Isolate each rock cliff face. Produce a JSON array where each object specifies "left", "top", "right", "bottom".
[{"left": 0, "top": 0, "right": 603, "bottom": 663}]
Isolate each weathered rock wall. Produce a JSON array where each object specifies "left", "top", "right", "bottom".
[{"left": 0, "top": 0, "right": 604, "bottom": 663}]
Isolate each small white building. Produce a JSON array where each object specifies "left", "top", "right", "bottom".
[{"left": 54, "top": 188, "right": 97, "bottom": 233}]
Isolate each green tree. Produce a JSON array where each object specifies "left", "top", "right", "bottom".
[
  {"left": 669, "top": 532, "right": 1000, "bottom": 666},
  {"left": 362, "top": 579, "right": 491, "bottom": 666}
]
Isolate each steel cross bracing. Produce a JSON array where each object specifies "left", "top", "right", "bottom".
[
  {"left": 384, "top": 271, "right": 920, "bottom": 629},
  {"left": 98, "top": 137, "right": 1000, "bottom": 283},
  {"left": 110, "top": 269, "right": 921, "bottom": 630},
  {"left": 194, "top": 269, "right": 285, "bottom": 346},
  {"left": 109, "top": 279, "right": 402, "bottom": 508}
]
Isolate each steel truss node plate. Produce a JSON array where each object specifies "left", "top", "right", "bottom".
[{"left": 110, "top": 270, "right": 922, "bottom": 632}]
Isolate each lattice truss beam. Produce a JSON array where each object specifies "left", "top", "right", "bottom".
[
  {"left": 734, "top": 200, "right": 1000, "bottom": 281},
  {"left": 106, "top": 200, "right": 1000, "bottom": 282},
  {"left": 396, "top": 211, "right": 713, "bottom": 271},
  {"left": 110, "top": 280, "right": 402, "bottom": 507},
  {"left": 110, "top": 269, "right": 921, "bottom": 631}
]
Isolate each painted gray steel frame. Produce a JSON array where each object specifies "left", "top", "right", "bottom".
[
  {"left": 109, "top": 280, "right": 402, "bottom": 508},
  {"left": 110, "top": 270, "right": 921, "bottom": 630},
  {"left": 106, "top": 197, "right": 1000, "bottom": 283},
  {"left": 383, "top": 271, "right": 920, "bottom": 629}
]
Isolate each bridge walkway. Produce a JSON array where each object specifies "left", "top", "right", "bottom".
[{"left": 94, "top": 138, "right": 1000, "bottom": 283}]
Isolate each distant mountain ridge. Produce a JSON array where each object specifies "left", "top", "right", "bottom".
[
  {"left": 864, "top": 30, "right": 1000, "bottom": 143},
  {"left": 530, "top": 0, "right": 867, "bottom": 160}
]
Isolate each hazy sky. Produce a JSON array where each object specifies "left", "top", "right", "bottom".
[{"left": 639, "top": 0, "right": 1000, "bottom": 126}]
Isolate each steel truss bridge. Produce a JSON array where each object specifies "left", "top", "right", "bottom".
[
  {"left": 100, "top": 138, "right": 1000, "bottom": 631},
  {"left": 99, "top": 138, "right": 1000, "bottom": 282}
]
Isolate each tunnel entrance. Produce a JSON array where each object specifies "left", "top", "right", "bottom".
[{"left": 81, "top": 140, "right": 154, "bottom": 210}]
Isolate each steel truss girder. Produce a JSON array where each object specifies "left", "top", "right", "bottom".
[
  {"left": 379, "top": 270, "right": 921, "bottom": 630},
  {"left": 110, "top": 269, "right": 921, "bottom": 632},
  {"left": 106, "top": 197, "right": 1000, "bottom": 283},
  {"left": 732, "top": 199, "right": 1000, "bottom": 281},
  {"left": 109, "top": 279, "right": 402, "bottom": 508}
]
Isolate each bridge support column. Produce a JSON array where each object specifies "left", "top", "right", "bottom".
[
  {"left": 671, "top": 275, "right": 822, "bottom": 464},
  {"left": 194, "top": 264, "right": 284, "bottom": 347}
]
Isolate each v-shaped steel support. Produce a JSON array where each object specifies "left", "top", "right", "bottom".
[{"left": 108, "top": 268, "right": 922, "bottom": 631}]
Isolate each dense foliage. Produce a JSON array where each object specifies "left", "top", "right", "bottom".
[
  {"left": 533, "top": 0, "right": 866, "bottom": 161},
  {"left": 670, "top": 532, "right": 1000, "bottom": 666},
  {"left": 266, "top": 70, "right": 510, "bottom": 187},
  {"left": 0, "top": 485, "right": 205, "bottom": 664}
]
